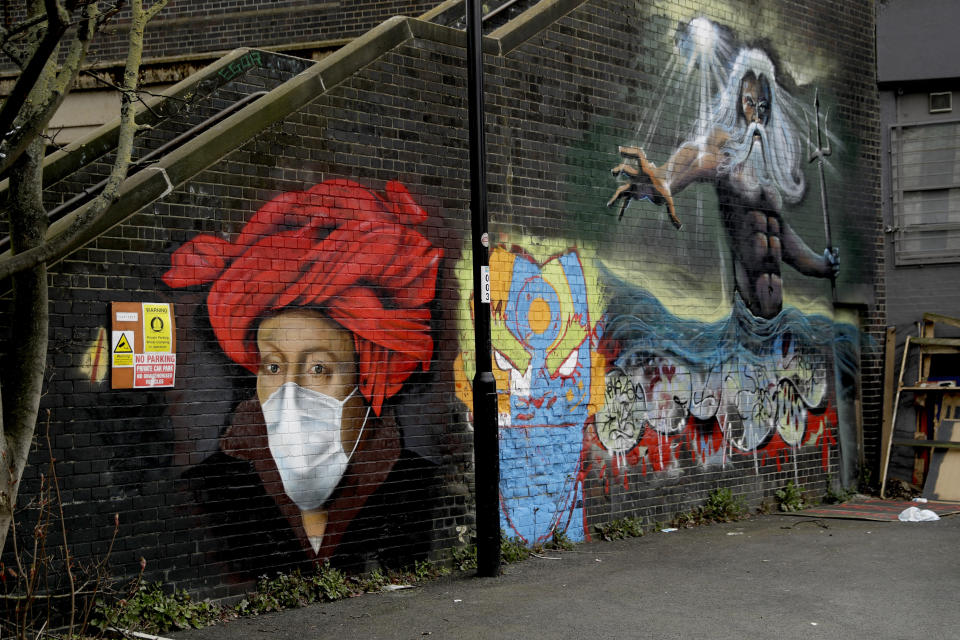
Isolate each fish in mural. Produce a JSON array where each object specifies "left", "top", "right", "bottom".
[{"left": 164, "top": 179, "right": 443, "bottom": 568}]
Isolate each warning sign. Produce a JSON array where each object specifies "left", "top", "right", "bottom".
[
  {"left": 111, "top": 302, "right": 176, "bottom": 389},
  {"left": 133, "top": 353, "right": 176, "bottom": 388},
  {"left": 143, "top": 304, "right": 172, "bottom": 353},
  {"left": 112, "top": 331, "right": 134, "bottom": 367}
]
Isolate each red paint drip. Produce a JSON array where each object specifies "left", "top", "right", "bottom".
[
  {"left": 807, "top": 404, "right": 838, "bottom": 471},
  {"left": 638, "top": 428, "right": 676, "bottom": 473},
  {"left": 583, "top": 401, "right": 841, "bottom": 501},
  {"left": 681, "top": 415, "right": 724, "bottom": 465},
  {"left": 759, "top": 431, "right": 791, "bottom": 471}
]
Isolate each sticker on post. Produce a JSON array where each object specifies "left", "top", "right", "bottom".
[{"left": 480, "top": 265, "right": 491, "bottom": 303}]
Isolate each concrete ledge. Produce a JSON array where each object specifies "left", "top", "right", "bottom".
[
  {"left": 419, "top": 0, "right": 462, "bottom": 24},
  {"left": 409, "top": 17, "right": 480, "bottom": 52},
  {"left": 317, "top": 16, "right": 413, "bottom": 89},
  {"left": 494, "top": 0, "right": 588, "bottom": 53}
]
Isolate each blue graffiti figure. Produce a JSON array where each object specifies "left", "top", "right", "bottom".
[{"left": 491, "top": 248, "right": 597, "bottom": 545}]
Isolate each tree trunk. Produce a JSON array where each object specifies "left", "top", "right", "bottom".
[
  {"left": 0, "top": 0, "right": 168, "bottom": 555},
  {"left": 0, "top": 136, "right": 50, "bottom": 556}
]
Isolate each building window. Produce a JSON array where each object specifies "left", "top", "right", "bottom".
[{"left": 891, "top": 120, "right": 960, "bottom": 265}]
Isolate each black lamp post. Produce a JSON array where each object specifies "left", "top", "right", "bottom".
[{"left": 466, "top": 0, "right": 500, "bottom": 578}]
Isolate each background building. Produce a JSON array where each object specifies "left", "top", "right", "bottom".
[{"left": 876, "top": 0, "right": 960, "bottom": 490}]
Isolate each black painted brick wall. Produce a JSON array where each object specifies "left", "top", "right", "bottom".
[{"left": 3, "top": 0, "right": 881, "bottom": 600}]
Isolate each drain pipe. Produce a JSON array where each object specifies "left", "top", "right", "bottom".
[{"left": 467, "top": 0, "right": 500, "bottom": 577}]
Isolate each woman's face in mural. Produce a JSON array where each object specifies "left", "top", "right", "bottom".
[
  {"left": 256, "top": 308, "right": 367, "bottom": 450},
  {"left": 739, "top": 72, "right": 770, "bottom": 127}
]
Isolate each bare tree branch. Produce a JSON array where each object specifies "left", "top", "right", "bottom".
[
  {"left": 0, "top": 0, "right": 168, "bottom": 283},
  {"left": 0, "top": 0, "right": 165, "bottom": 557},
  {"left": 0, "top": 14, "right": 51, "bottom": 48},
  {"left": 0, "top": 39, "right": 29, "bottom": 68},
  {"left": 84, "top": 0, "right": 166, "bottom": 216},
  {"left": 0, "top": 2, "right": 70, "bottom": 161},
  {"left": 80, "top": 68, "right": 164, "bottom": 119},
  {"left": 0, "top": 1, "right": 98, "bottom": 179}
]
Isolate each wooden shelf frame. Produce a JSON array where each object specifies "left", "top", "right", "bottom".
[{"left": 880, "top": 313, "right": 960, "bottom": 497}]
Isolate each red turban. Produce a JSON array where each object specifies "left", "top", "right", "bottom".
[{"left": 162, "top": 179, "right": 442, "bottom": 416}]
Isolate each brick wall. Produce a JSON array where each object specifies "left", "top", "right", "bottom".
[
  {"left": 3, "top": 0, "right": 881, "bottom": 600},
  {"left": 0, "top": 1, "right": 438, "bottom": 75}
]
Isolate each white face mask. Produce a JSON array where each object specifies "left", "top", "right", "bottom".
[{"left": 262, "top": 382, "right": 368, "bottom": 511}]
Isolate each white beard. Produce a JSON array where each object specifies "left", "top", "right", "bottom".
[{"left": 721, "top": 125, "right": 783, "bottom": 210}]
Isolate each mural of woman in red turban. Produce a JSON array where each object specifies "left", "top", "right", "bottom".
[{"left": 164, "top": 179, "right": 442, "bottom": 568}]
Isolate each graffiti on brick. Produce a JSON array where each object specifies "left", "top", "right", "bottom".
[
  {"left": 217, "top": 50, "right": 263, "bottom": 83},
  {"left": 593, "top": 333, "right": 836, "bottom": 475},
  {"left": 455, "top": 242, "right": 604, "bottom": 546},
  {"left": 164, "top": 179, "right": 443, "bottom": 569}
]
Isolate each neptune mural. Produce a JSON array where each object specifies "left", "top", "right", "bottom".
[{"left": 597, "top": 17, "right": 854, "bottom": 480}]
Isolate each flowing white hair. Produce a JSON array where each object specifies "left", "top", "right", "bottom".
[{"left": 711, "top": 48, "right": 806, "bottom": 204}]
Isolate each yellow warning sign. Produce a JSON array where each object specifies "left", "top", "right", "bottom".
[
  {"left": 143, "top": 304, "right": 172, "bottom": 353},
  {"left": 112, "top": 331, "right": 134, "bottom": 367},
  {"left": 114, "top": 333, "right": 132, "bottom": 352}
]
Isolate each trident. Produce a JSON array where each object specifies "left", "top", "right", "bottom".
[{"left": 809, "top": 88, "right": 837, "bottom": 300}]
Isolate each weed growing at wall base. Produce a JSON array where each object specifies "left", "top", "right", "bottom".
[
  {"left": 450, "top": 545, "right": 478, "bottom": 572},
  {"left": 89, "top": 558, "right": 457, "bottom": 635},
  {"left": 701, "top": 488, "right": 747, "bottom": 522},
  {"left": 595, "top": 517, "right": 645, "bottom": 541},
  {"left": 544, "top": 529, "right": 575, "bottom": 551},
  {"left": 823, "top": 476, "right": 856, "bottom": 504},
  {"left": 93, "top": 582, "right": 224, "bottom": 633},
  {"left": 670, "top": 488, "right": 748, "bottom": 528},
  {"left": 775, "top": 481, "right": 806, "bottom": 512},
  {"left": 232, "top": 565, "right": 352, "bottom": 617},
  {"left": 500, "top": 531, "right": 532, "bottom": 564}
]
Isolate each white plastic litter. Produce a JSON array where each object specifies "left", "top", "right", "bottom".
[
  {"left": 898, "top": 506, "right": 940, "bottom": 522},
  {"left": 912, "top": 497, "right": 929, "bottom": 503},
  {"left": 660, "top": 528, "right": 678, "bottom": 533}
]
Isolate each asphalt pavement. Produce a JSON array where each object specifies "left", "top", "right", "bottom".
[{"left": 172, "top": 510, "right": 960, "bottom": 639}]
